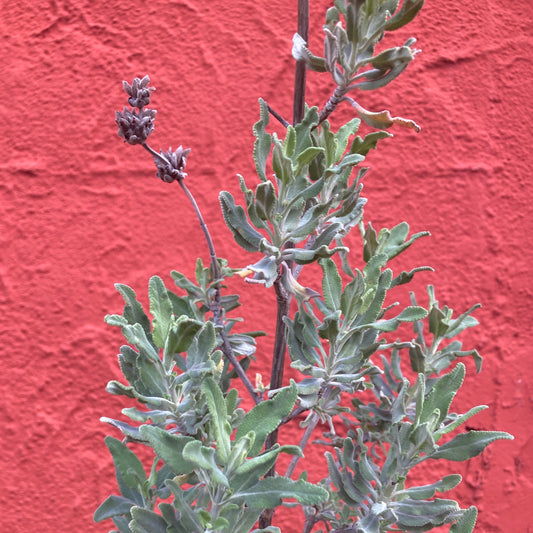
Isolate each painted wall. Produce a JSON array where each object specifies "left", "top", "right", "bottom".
[{"left": 1, "top": 0, "right": 531, "bottom": 531}]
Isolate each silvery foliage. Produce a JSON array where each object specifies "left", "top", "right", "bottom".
[{"left": 96, "top": 2, "right": 512, "bottom": 532}]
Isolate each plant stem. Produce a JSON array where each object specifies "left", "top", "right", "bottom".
[
  {"left": 285, "top": 412, "right": 320, "bottom": 478},
  {"left": 293, "top": 0, "right": 309, "bottom": 125},
  {"left": 141, "top": 142, "right": 261, "bottom": 405},
  {"left": 260, "top": 1, "right": 309, "bottom": 526},
  {"left": 267, "top": 103, "right": 290, "bottom": 128},
  {"left": 318, "top": 85, "right": 347, "bottom": 125},
  {"left": 302, "top": 510, "right": 318, "bottom": 533}
]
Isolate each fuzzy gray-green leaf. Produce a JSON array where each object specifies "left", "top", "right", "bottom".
[
  {"left": 253, "top": 99, "right": 272, "bottom": 181},
  {"left": 319, "top": 258, "right": 342, "bottom": 311},
  {"left": 105, "top": 436, "right": 147, "bottom": 490},
  {"left": 235, "top": 381, "right": 297, "bottom": 456},
  {"left": 450, "top": 506, "right": 478, "bottom": 533},
  {"left": 139, "top": 426, "right": 196, "bottom": 475},
  {"left": 233, "top": 477, "right": 328, "bottom": 508},
  {"left": 129, "top": 506, "right": 168, "bottom": 533},
  {"left": 431, "top": 431, "right": 513, "bottom": 461},
  {"left": 94, "top": 495, "right": 135, "bottom": 522},
  {"left": 202, "top": 377, "right": 232, "bottom": 463},
  {"left": 148, "top": 276, "right": 173, "bottom": 348}
]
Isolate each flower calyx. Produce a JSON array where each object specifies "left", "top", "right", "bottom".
[
  {"left": 123, "top": 75, "right": 155, "bottom": 109},
  {"left": 115, "top": 107, "right": 157, "bottom": 145},
  {"left": 155, "top": 146, "right": 191, "bottom": 183}
]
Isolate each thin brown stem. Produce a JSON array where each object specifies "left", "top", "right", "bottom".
[
  {"left": 285, "top": 412, "right": 320, "bottom": 478},
  {"left": 303, "top": 509, "right": 318, "bottom": 533},
  {"left": 267, "top": 103, "right": 290, "bottom": 128},
  {"left": 141, "top": 142, "right": 261, "bottom": 404}
]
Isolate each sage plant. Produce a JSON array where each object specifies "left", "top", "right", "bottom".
[{"left": 95, "top": 2, "right": 512, "bottom": 532}]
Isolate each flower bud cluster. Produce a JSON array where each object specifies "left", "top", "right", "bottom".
[
  {"left": 115, "top": 76, "right": 156, "bottom": 145},
  {"left": 155, "top": 146, "right": 191, "bottom": 183},
  {"left": 123, "top": 75, "right": 155, "bottom": 108},
  {"left": 115, "top": 107, "right": 157, "bottom": 145}
]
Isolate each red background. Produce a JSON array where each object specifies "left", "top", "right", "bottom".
[{"left": 1, "top": 0, "right": 531, "bottom": 531}]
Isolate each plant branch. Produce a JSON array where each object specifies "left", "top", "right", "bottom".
[
  {"left": 318, "top": 85, "right": 347, "bottom": 125},
  {"left": 267, "top": 103, "right": 290, "bottom": 128},
  {"left": 293, "top": 0, "right": 309, "bottom": 125},
  {"left": 141, "top": 142, "right": 261, "bottom": 404},
  {"left": 303, "top": 509, "right": 319, "bottom": 533},
  {"left": 285, "top": 412, "right": 320, "bottom": 478}
]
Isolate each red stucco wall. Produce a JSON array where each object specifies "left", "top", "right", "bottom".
[{"left": 1, "top": 1, "right": 531, "bottom": 531}]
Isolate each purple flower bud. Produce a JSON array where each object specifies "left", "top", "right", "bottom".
[
  {"left": 154, "top": 146, "right": 191, "bottom": 183},
  {"left": 122, "top": 75, "right": 155, "bottom": 108},
  {"left": 115, "top": 107, "right": 157, "bottom": 144}
]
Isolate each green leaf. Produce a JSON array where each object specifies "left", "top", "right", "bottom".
[
  {"left": 327, "top": 153, "right": 365, "bottom": 175},
  {"left": 219, "top": 191, "right": 264, "bottom": 252},
  {"left": 390, "top": 266, "right": 434, "bottom": 288},
  {"left": 421, "top": 363, "right": 465, "bottom": 427},
  {"left": 385, "top": 0, "right": 425, "bottom": 31},
  {"left": 450, "top": 506, "right": 478, "bottom": 533},
  {"left": 182, "top": 440, "right": 229, "bottom": 487},
  {"left": 253, "top": 99, "right": 273, "bottom": 181},
  {"left": 94, "top": 495, "right": 135, "bottom": 522},
  {"left": 129, "top": 506, "right": 168, "bottom": 533},
  {"left": 105, "top": 436, "right": 147, "bottom": 490},
  {"left": 139, "top": 426, "right": 196, "bottom": 475},
  {"left": 166, "top": 316, "right": 203, "bottom": 356},
  {"left": 398, "top": 474, "right": 462, "bottom": 500},
  {"left": 319, "top": 258, "right": 342, "bottom": 311},
  {"left": 170, "top": 270, "right": 202, "bottom": 299},
  {"left": 158, "top": 503, "right": 181, "bottom": 531},
  {"left": 148, "top": 276, "right": 173, "bottom": 348},
  {"left": 202, "top": 377, "right": 232, "bottom": 463},
  {"left": 359, "top": 269, "right": 393, "bottom": 324},
  {"left": 340, "top": 270, "right": 365, "bottom": 325},
  {"left": 121, "top": 323, "right": 160, "bottom": 363},
  {"left": 166, "top": 480, "right": 203, "bottom": 531},
  {"left": 295, "top": 146, "right": 325, "bottom": 175},
  {"left": 431, "top": 431, "right": 514, "bottom": 461},
  {"left": 293, "top": 107, "right": 320, "bottom": 156},
  {"left": 435, "top": 405, "right": 488, "bottom": 439},
  {"left": 272, "top": 139, "right": 294, "bottom": 185},
  {"left": 367, "top": 305, "right": 427, "bottom": 332},
  {"left": 350, "top": 130, "right": 393, "bottom": 156},
  {"left": 111, "top": 515, "right": 133, "bottom": 533},
  {"left": 233, "top": 477, "right": 328, "bottom": 508},
  {"left": 444, "top": 304, "right": 481, "bottom": 339},
  {"left": 187, "top": 321, "right": 217, "bottom": 367},
  {"left": 230, "top": 444, "right": 301, "bottom": 492},
  {"left": 335, "top": 118, "right": 361, "bottom": 161},
  {"left": 235, "top": 381, "right": 298, "bottom": 456},
  {"left": 391, "top": 498, "right": 459, "bottom": 528},
  {"left": 255, "top": 181, "right": 277, "bottom": 222},
  {"left": 378, "top": 222, "right": 430, "bottom": 260},
  {"left": 114, "top": 283, "right": 151, "bottom": 335}
]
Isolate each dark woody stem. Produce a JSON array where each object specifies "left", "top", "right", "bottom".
[
  {"left": 142, "top": 142, "right": 261, "bottom": 405},
  {"left": 259, "top": 0, "right": 309, "bottom": 528},
  {"left": 293, "top": 0, "right": 309, "bottom": 125}
]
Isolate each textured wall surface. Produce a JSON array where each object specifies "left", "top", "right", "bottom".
[{"left": 1, "top": 0, "right": 531, "bottom": 531}]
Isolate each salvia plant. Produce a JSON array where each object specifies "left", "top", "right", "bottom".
[{"left": 95, "top": 1, "right": 513, "bottom": 532}]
